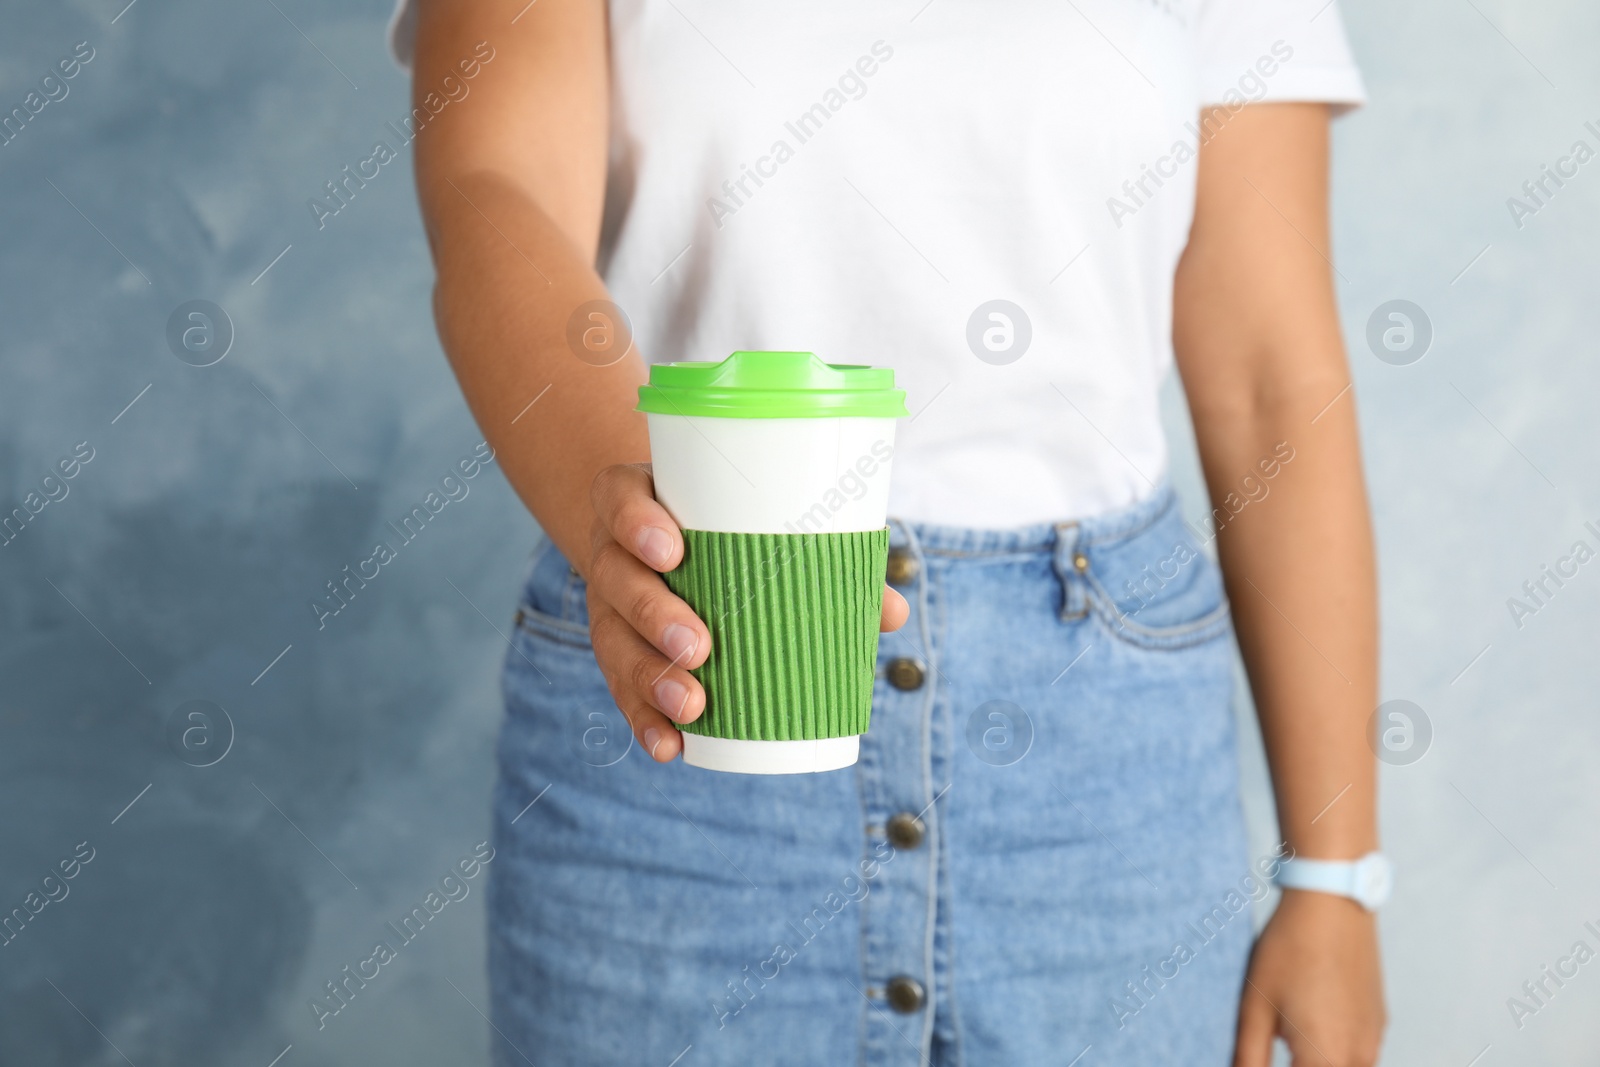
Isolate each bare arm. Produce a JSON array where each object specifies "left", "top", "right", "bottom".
[
  {"left": 412, "top": 0, "right": 636, "bottom": 560},
  {"left": 412, "top": 0, "right": 717, "bottom": 760},
  {"left": 1173, "top": 103, "right": 1384, "bottom": 1067},
  {"left": 410, "top": 1, "right": 905, "bottom": 762}
]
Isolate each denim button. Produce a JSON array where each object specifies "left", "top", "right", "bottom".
[
  {"left": 886, "top": 975, "right": 925, "bottom": 1013},
  {"left": 885, "top": 547, "right": 919, "bottom": 585},
  {"left": 886, "top": 658, "right": 925, "bottom": 691},
  {"left": 886, "top": 812, "right": 925, "bottom": 849}
]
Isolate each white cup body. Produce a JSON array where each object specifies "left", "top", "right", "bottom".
[
  {"left": 647, "top": 415, "right": 897, "bottom": 535},
  {"left": 646, "top": 414, "right": 896, "bottom": 774}
]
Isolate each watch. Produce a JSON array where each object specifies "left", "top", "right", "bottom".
[{"left": 1273, "top": 851, "right": 1393, "bottom": 911}]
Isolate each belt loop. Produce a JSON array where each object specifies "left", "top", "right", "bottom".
[{"left": 1053, "top": 522, "right": 1088, "bottom": 621}]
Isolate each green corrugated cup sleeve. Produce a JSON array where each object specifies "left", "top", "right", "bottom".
[{"left": 663, "top": 528, "right": 890, "bottom": 741}]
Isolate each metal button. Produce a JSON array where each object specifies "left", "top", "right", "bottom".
[
  {"left": 885, "top": 975, "right": 925, "bottom": 1013},
  {"left": 886, "top": 812, "right": 926, "bottom": 850},
  {"left": 1073, "top": 553, "right": 1089, "bottom": 572},
  {"left": 886, "top": 658, "right": 925, "bottom": 691},
  {"left": 885, "top": 547, "right": 919, "bottom": 586}
]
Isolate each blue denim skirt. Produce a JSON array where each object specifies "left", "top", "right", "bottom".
[{"left": 489, "top": 484, "right": 1252, "bottom": 1066}]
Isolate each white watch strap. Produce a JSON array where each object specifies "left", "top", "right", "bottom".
[
  {"left": 1276, "top": 858, "right": 1356, "bottom": 895},
  {"left": 1274, "top": 852, "right": 1392, "bottom": 911}
]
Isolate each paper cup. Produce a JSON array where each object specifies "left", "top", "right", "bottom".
[{"left": 637, "top": 351, "right": 908, "bottom": 774}]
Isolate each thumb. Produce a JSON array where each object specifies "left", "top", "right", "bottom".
[
  {"left": 1232, "top": 980, "right": 1278, "bottom": 1067},
  {"left": 880, "top": 586, "right": 909, "bottom": 632}
]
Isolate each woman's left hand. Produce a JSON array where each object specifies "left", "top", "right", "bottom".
[{"left": 1233, "top": 889, "right": 1386, "bottom": 1067}]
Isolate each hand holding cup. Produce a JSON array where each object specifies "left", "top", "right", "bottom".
[{"left": 586, "top": 461, "right": 908, "bottom": 764}]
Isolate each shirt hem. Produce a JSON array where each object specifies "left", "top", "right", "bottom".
[{"left": 1199, "top": 66, "right": 1368, "bottom": 116}]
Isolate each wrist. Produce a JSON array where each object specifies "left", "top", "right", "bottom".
[
  {"left": 1281, "top": 825, "right": 1379, "bottom": 863},
  {"left": 1273, "top": 883, "right": 1376, "bottom": 927}
]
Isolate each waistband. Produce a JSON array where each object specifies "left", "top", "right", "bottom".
[{"left": 887, "top": 482, "right": 1178, "bottom": 557}]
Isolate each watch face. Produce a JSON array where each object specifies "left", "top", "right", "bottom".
[{"left": 1354, "top": 855, "right": 1393, "bottom": 909}]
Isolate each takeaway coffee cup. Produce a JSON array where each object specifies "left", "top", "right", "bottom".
[{"left": 637, "top": 350, "right": 908, "bottom": 774}]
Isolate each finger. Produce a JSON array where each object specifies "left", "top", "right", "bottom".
[
  {"left": 622, "top": 694, "right": 683, "bottom": 763},
  {"left": 881, "top": 586, "right": 909, "bottom": 632},
  {"left": 589, "top": 603, "right": 707, "bottom": 727},
  {"left": 1232, "top": 981, "right": 1278, "bottom": 1067},
  {"left": 587, "top": 534, "right": 712, "bottom": 670},
  {"left": 591, "top": 462, "right": 683, "bottom": 572},
  {"left": 604, "top": 676, "right": 683, "bottom": 763},
  {"left": 589, "top": 617, "right": 691, "bottom": 765},
  {"left": 1283, "top": 1029, "right": 1334, "bottom": 1067}
]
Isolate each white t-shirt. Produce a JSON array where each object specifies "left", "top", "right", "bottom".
[{"left": 393, "top": 0, "right": 1364, "bottom": 528}]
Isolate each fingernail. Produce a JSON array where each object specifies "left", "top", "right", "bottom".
[
  {"left": 655, "top": 679, "right": 690, "bottom": 721},
  {"left": 636, "top": 526, "right": 673, "bottom": 569},
  {"left": 643, "top": 727, "right": 664, "bottom": 759},
  {"left": 662, "top": 623, "right": 698, "bottom": 664}
]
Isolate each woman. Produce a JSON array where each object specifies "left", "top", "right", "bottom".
[{"left": 396, "top": 1, "right": 1385, "bottom": 1063}]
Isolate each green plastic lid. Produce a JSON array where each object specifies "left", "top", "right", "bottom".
[{"left": 636, "top": 350, "right": 908, "bottom": 419}]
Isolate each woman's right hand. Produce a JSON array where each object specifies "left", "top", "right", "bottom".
[
  {"left": 586, "top": 463, "right": 709, "bottom": 763},
  {"left": 585, "top": 463, "right": 910, "bottom": 763}
]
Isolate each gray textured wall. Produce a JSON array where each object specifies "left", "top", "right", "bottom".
[{"left": 0, "top": 0, "right": 1596, "bottom": 1064}]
